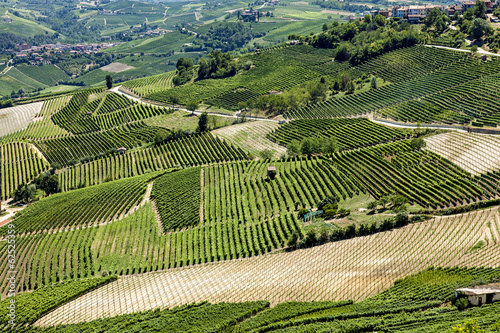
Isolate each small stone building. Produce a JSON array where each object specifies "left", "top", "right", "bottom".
[
  {"left": 116, "top": 147, "right": 127, "bottom": 154},
  {"left": 455, "top": 284, "right": 500, "bottom": 306},
  {"left": 267, "top": 166, "right": 277, "bottom": 180}
]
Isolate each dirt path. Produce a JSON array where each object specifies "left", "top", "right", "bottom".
[{"left": 110, "top": 86, "right": 278, "bottom": 123}]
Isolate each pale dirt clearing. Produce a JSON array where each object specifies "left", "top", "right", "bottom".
[
  {"left": 0, "top": 102, "right": 43, "bottom": 137},
  {"left": 100, "top": 62, "right": 135, "bottom": 73},
  {"left": 425, "top": 131, "right": 500, "bottom": 175},
  {"left": 212, "top": 121, "right": 286, "bottom": 159},
  {"left": 321, "top": 9, "right": 355, "bottom": 15},
  {"left": 35, "top": 208, "right": 500, "bottom": 327}
]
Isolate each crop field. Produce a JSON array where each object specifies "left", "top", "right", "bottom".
[
  {"left": 0, "top": 172, "right": 162, "bottom": 235},
  {"left": 2, "top": 96, "right": 71, "bottom": 142},
  {"left": 332, "top": 140, "right": 500, "bottom": 208},
  {"left": 15, "top": 65, "right": 70, "bottom": 86},
  {"left": 267, "top": 118, "right": 408, "bottom": 150},
  {"left": 202, "top": 158, "right": 360, "bottom": 223},
  {"left": 57, "top": 132, "right": 247, "bottom": 190},
  {"left": 0, "top": 141, "right": 49, "bottom": 200},
  {"left": 100, "top": 62, "right": 135, "bottom": 73},
  {"left": 425, "top": 131, "right": 500, "bottom": 175},
  {"left": 121, "top": 71, "right": 175, "bottom": 96},
  {"left": 285, "top": 55, "right": 500, "bottom": 119},
  {"left": 33, "top": 207, "right": 500, "bottom": 326},
  {"left": 0, "top": 102, "right": 43, "bottom": 137},
  {"left": 147, "top": 44, "right": 351, "bottom": 109},
  {"left": 212, "top": 121, "right": 286, "bottom": 159}
]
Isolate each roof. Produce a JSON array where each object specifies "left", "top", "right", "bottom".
[
  {"left": 456, "top": 283, "right": 500, "bottom": 296},
  {"left": 267, "top": 166, "right": 276, "bottom": 171}
]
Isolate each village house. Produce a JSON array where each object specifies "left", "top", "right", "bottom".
[{"left": 455, "top": 284, "right": 500, "bottom": 306}]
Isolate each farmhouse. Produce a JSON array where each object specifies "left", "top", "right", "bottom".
[{"left": 455, "top": 284, "right": 500, "bottom": 306}]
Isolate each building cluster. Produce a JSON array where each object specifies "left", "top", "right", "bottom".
[
  {"left": 369, "top": 0, "right": 498, "bottom": 23},
  {"left": 10, "top": 42, "right": 122, "bottom": 64}
]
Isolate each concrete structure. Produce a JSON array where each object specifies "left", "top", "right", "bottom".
[
  {"left": 267, "top": 166, "right": 277, "bottom": 179},
  {"left": 455, "top": 284, "right": 500, "bottom": 306}
]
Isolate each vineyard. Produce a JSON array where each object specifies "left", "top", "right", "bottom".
[
  {"left": 425, "top": 131, "right": 500, "bottom": 175},
  {"left": 212, "top": 121, "right": 287, "bottom": 159},
  {"left": 0, "top": 141, "right": 49, "bottom": 200},
  {"left": 284, "top": 57, "right": 500, "bottom": 120},
  {"left": 0, "top": 102, "right": 43, "bottom": 138},
  {"left": 330, "top": 140, "right": 500, "bottom": 208},
  {"left": 379, "top": 72, "right": 500, "bottom": 126},
  {"left": 267, "top": 118, "right": 408, "bottom": 150},
  {"left": 147, "top": 44, "right": 351, "bottom": 110},
  {"left": 202, "top": 158, "right": 360, "bottom": 224},
  {"left": 57, "top": 132, "right": 247, "bottom": 190},
  {"left": 121, "top": 71, "right": 176, "bottom": 96},
  {"left": 0, "top": 172, "right": 163, "bottom": 235},
  {"left": 31, "top": 207, "right": 500, "bottom": 325}
]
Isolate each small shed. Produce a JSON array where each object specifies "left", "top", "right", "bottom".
[
  {"left": 267, "top": 166, "right": 277, "bottom": 180},
  {"left": 86, "top": 111, "right": 93, "bottom": 116},
  {"left": 455, "top": 284, "right": 500, "bottom": 306},
  {"left": 116, "top": 147, "right": 127, "bottom": 154}
]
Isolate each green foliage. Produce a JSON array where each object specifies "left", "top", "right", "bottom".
[
  {"left": 151, "top": 167, "right": 201, "bottom": 232},
  {"left": 0, "top": 172, "right": 162, "bottom": 235},
  {"left": 470, "top": 18, "right": 492, "bottom": 40},
  {"left": 0, "top": 275, "right": 116, "bottom": 328},
  {"left": 105, "top": 75, "right": 113, "bottom": 89},
  {"left": 198, "top": 112, "right": 209, "bottom": 132}
]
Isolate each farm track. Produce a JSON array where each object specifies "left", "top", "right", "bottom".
[
  {"left": 35, "top": 208, "right": 500, "bottom": 327},
  {"left": 111, "top": 86, "right": 279, "bottom": 122}
]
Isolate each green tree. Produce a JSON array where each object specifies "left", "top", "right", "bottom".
[
  {"left": 364, "top": 14, "right": 372, "bottom": 24},
  {"left": 322, "top": 136, "right": 338, "bottom": 154},
  {"left": 197, "top": 57, "right": 209, "bottom": 79},
  {"left": 259, "top": 149, "right": 273, "bottom": 160},
  {"left": 198, "top": 112, "right": 208, "bottom": 132},
  {"left": 410, "top": 137, "right": 426, "bottom": 150},
  {"left": 287, "top": 140, "right": 301, "bottom": 157},
  {"left": 374, "top": 14, "right": 386, "bottom": 26},
  {"left": 370, "top": 76, "right": 378, "bottom": 89},
  {"left": 470, "top": 18, "right": 491, "bottom": 39},
  {"left": 473, "top": 0, "right": 487, "bottom": 19},
  {"left": 105, "top": 75, "right": 113, "bottom": 89},
  {"left": 154, "top": 128, "right": 168, "bottom": 145},
  {"left": 367, "top": 200, "right": 378, "bottom": 210},
  {"left": 186, "top": 100, "right": 199, "bottom": 114}
]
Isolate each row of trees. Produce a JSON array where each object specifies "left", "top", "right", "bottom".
[{"left": 12, "top": 171, "right": 59, "bottom": 204}]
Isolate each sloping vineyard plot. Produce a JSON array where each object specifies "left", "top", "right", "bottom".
[
  {"left": 285, "top": 57, "right": 500, "bottom": 119},
  {"left": 425, "top": 131, "right": 500, "bottom": 175},
  {"left": 34, "top": 122, "right": 161, "bottom": 166},
  {"left": 152, "top": 167, "right": 201, "bottom": 232},
  {"left": 331, "top": 140, "right": 497, "bottom": 209},
  {"left": 147, "top": 44, "right": 350, "bottom": 110},
  {"left": 50, "top": 90, "right": 172, "bottom": 134},
  {"left": 0, "top": 102, "right": 43, "bottom": 138},
  {"left": 203, "top": 158, "right": 361, "bottom": 224},
  {"left": 267, "top": 118, "right": 408, "bottom": 150},
  {"left": 34, "top": 302, "right": 270, "bottom": 331},
  {"left": 0, "top": 172, "right": 162, "bottom": 235},
  {"left": 58, "top": 132, "right": 247, "bottom": 191},
  {"left": 0, "top": 203, "right": 302, "bottom": 298},
  {"left": 0, "top": 275, "right": 116, "bottom": 329},
  {"left": 212, "top": 121, "right": 286, "bottom": 159},
  {"left": 121, "top": 70, "right": 175, "bottom": 96},
  {"left": 351, "top": 45, "right": 468, "bottom": 84},
  {"left": 379, "top": 72, "right": 500, "bottom": 126},
  {"left": 0, "top": 141, "right": 49, "bottom": 200},
  {"left": 33, "top": 208, "right": 500, "bottom": 325}
]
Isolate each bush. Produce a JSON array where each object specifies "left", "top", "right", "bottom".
[
  {"left": 454, "top": 296, "right": 470, "bottom": 311},
  {"left": 298, "top": 208, "right": 309, "bottom": 219}
]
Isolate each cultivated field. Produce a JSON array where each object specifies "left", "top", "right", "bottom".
[
  {"left": 34, "top": 208, "right": 500, "bottom": 326},
  {"left": 212, "top": 121, "right": 286, "bottom": 158},
  {"left": 0, "top": 102, "right": 43, "bottom": 137},
  {"left": 100, "top": 62, "right": 135, "bottom": 73},
  {"left": 425, "top": 131, "right": 500, "bottom": 175}
]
